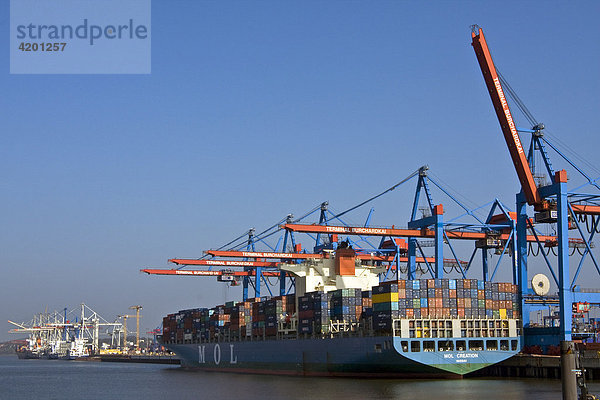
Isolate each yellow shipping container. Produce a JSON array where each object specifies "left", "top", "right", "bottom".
[
  {"left": 499, "top": 309, "right": 507, "bottom": 319},
  {"left": 373, "top": 292, "right": 399, "bottom": 304}
]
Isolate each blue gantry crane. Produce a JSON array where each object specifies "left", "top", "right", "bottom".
[{"left": 471, "top": 26, "right": 600, "bottom": 344}]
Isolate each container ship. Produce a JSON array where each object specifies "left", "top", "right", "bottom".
[{"left": 160, "top": 246, "right": 521, "bottom": 377}]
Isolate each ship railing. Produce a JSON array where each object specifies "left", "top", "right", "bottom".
[{"left": 277, "top": 318, "right": 298, "bottom": 337}]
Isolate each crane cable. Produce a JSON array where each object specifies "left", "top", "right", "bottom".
[
  {"left": 584, "top": 214, "right": 600, "bottom": 234},
  {"left": 529, "top": 242, "right": 540, "bottom": 257},
  {"left": 266, "top": 275, "right": 279, "bottom": 286},
  {"left": 227, "top": 203, "right": 322, "bottom": 251},
  {"left": 500, "top": 70, "right": 600, "bottom": 180},
  {"left": 329, "top": 168, "right": 420, "bottom": 222},
  {"left": 496, "top": 73, "right": 600, "bottom": 257},
  {"left": 498, "top": 71, "right": 538, "bottom": 127}
]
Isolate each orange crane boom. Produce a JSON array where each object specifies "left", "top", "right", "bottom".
[
  {"left": 169, "top": 259, "right": 278, "bottom": 267},
  {"left": 471, "top": 27, "right": 600, "bottom": 216},
  {"left": 141, "top": 269, "right": 281, "bottom": 276},
  {"left": 205, "top": 250, "right": 323, "bottom": 259},
  {"left": 282, "top": 223, "right": 556, "bottom": 243},
  {"left": 570, "top": 204, "right": 600, "bottom": 215},
  {"left": 471, "top": 27, "right": 542, "bottom": 207},
  {"left": 203, "top": 250, "right": 410, "bottom": 262}
]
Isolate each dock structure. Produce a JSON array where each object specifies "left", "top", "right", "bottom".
[{"left": 468, "top": 343, "right": 600, "bottom": 381}]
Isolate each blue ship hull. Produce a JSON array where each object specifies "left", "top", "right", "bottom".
[{"left": 165, "top": 335, "right": 519, "bottom": 378}]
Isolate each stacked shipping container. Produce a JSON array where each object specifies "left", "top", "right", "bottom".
[
  {"left": 330, "top": 288, "right": 363, "bottom": 322},
  {"left": 373, "top": 279, "right": 520, "bottom": 333},
  {"left": 162, "top": 279, "right": 520, "bottom": 343},
  {"left": 298, "top": 291, "right": 330, "bottom": 334}
]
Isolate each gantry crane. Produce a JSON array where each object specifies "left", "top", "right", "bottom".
[
  {"left": 471, "top": 26, "right": 600, "bottom": 341},
  {"left": 147, "top": 327, "right": 162, "bottom": 349},
  {"left": 119, "top": 306, "right": 143, "bottom": 351},
  {"left": 283, "top": 221, "right": 563, "bottom": 281},
  {"left": 129, "top": 306, "right": 142, "bottom": 350},
  {"left": 143, "top": 167, "right": 566, "bottom": 299},
  {"left": 119, "top": 314, "right": 129, "bottom": 351}
]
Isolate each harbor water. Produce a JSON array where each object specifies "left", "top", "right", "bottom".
[{"left": 1, "top": 355, "right": 598, "bottom": 400}]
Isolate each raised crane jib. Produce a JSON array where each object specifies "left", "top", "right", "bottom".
[{"left": 471, "top": 27, "right": 542, "bottom": 207}]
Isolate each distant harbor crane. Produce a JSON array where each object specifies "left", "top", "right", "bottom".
[
  {"left": 130, "top": 305, "right": 143, "bottom": 350},
  {"left": 120, "top": 306, "right": 143, "bottom": 351}
]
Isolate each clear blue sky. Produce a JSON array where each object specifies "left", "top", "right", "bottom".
[{"left": 2, "top": 1, "right": 600, "bottom": 341}]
